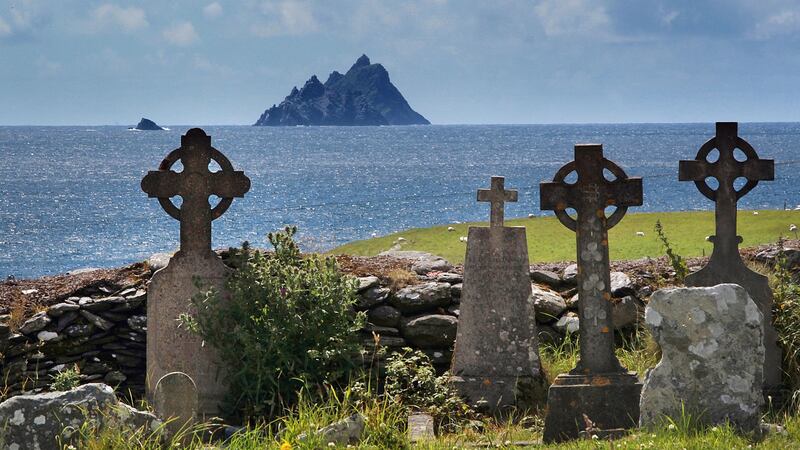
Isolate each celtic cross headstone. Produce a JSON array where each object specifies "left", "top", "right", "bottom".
[
  {"left": 451, "top": 176, "right": 545, "bottom": 413},
  {"left": 679, "top": 121, "right": 781, "bottom": 391},
  {"left": 539, "top": 144, "right": 643, "bottom": 442},
  {"left": 141, "top": 128, "right": 250, "bottom": 417}
]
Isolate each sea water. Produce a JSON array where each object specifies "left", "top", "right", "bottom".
[{"left": 2, "top": 123, "right": 799, "bottom": 278}]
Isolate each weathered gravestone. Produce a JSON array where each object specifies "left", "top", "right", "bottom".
[
  {"left": 640, "top": 284, "right": 764, "bottom": 433},
  {"left": 539, "top": 144, "right": 643, "bottom": 443},
  {"left": 141, "top": 128, "right": 250, "bottom": 417},
  {"left": 154, "top": 372, "right": 198, "bottom": 435},
  {"left": 678, "top": 122, "right": 781, "bottom": 394},
  {"left": 450, "top": 176, "right": 545, "bottom": 413}
]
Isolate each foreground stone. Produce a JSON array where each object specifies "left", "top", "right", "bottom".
[
  {"left": 299, "top": 413, "right": 366, "bottom": 445},
  {"left": 0, "top": 383, "right": 160, "bottom": 450},
  {"left": 640, "top": 284, "right": 764, "bottom": 432}
]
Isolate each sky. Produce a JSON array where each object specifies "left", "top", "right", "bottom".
[{"left": 2, "top": 0, "right": 800, "bottom": 125}]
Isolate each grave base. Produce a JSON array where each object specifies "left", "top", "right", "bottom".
[
  {"left": 542, "top": 372, "right": 641, "bottom": 443},
  {"left": 451, "top": 374, "right": 547, "bottom": 414}
]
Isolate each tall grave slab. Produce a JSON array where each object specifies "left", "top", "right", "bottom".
[
  {"left": 540, "top": 145, "right": 643, "bottom": 443},
  {"left": 451, "top": 176, "right": 545, "bottom": 413},
  {"left": 678, "top": 122, "right": 781, "bottom": 393},
  {"left": 141, "top": 128, "right": 250, "bottom": 417}
]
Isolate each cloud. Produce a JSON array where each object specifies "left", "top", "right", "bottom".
[
  {"left": 753, "top": 9, "right": 800, "bottom": 39},
  {"left": 203, "top": 2, "right": 223, "bottom": 19},
  {"left": 250, "top": 1, "right": 319, "bottom": 37},
  {"left": 533, "top": 0, "right": 611, "bottom": 38},
  {"left": 163, "top": 21, "right": 199, "bottom": 46},
  {"left": 90, "top": 4, "right": 148, "bottom": 31},
  {"left": 0, "top": 16, "right": 11, "bottom": 37}
]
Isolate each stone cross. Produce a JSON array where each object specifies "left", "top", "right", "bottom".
[
  {"left": 141, "top": 128, "right": 251, "bottom": 257},
  {"left": 477, "top": 176, "right": 517, "bottom": 227},
  {"left": 141, "top": 128, "right": 250, "bottom": 418},
  {"left": 679, "top": 121, "right": 782, "bottom": 391},
  {"left": 451, "top": 176, "right": 545, "bottom": 414},
  {"left": 539, "top": 144, "right": 643, "bottom": 443}
]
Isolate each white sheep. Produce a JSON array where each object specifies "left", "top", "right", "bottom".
[
  {"left": 790, "top": 224, "right": 798, "bottom": 232},
  {"left": 635, "top": 231, "right": 645, "bottom": 237},
  {"left": 447, "top": 226, "right": 456, "bottom": 232},
  {"left": 753, "top": 211, "right": 759, "bottom": 215},
  {"left": 459, "top": 236, "right": 468, "bottom": 243},
  {"left": 528, "top": 213, "right": 536, "bottom": 218}
]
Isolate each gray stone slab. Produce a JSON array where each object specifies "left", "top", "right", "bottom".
[
  {"left": 141, "top": 128, "right": 250, "bottom": 418},
  {"left": 408, "top": 412, "right": 435, "bottom": 442},
  {"left": 640, "top": 284, "right": 764, "bottom": 432},
  {"left": 451, "top": 225, "right": 545, "bottom": 413},
  {"left": 154, "top": 372, "right": 198, "bottom": 435},
  {"left": 679, "top": 122, "right": 780, "bottom": 391}
]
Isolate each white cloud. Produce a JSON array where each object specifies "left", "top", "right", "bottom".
[
  {"left": 533, "top": 0, "right": 611, "bottom": 38},
  {"left": 753, "top": 9, "right": 800, "bottom": 39},
  {"left": 203, "top": 2, "right": 223, "bottom": 19},
  {"left": 250, "top": 1, "right": 319, "bottom": 37},
  {"left": 163, "top": 21, "right": 199, "bottom": 46},
  {"left": 91, "top": 4, "right": 148, "bottom": 31},
  {"left": 0, "top": 16, "right": 11, "bottom": 37}
]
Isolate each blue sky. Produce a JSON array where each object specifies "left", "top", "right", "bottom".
[{"left": 2, "top": 0, "right": 800, "bottom": 125}]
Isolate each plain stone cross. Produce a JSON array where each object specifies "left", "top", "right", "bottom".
[
  {"left": 477, "top": 176, "right": 517, "bottom": 227},
  {"left": 678, "top": 122, "right": 782, "bottom": 391},
  {"left": 539, "top": 144, "right": 643, "bottom": 442},
  {"left": 141, "top": 128, "right": 251, "bottom": 256}
]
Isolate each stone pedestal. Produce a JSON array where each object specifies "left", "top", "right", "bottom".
[
  {"left": 450, "top": 226, "right": 545, "bottom": 413},
  {"left": 146, "top": 252, "right": 228, "bottom": 418},
  {"left": 542, "top": 372, "right": 641, "bottom": 443}
]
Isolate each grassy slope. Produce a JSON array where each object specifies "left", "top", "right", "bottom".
[{"left": 332, "top": 210, "right": 800, "bottom": 264}]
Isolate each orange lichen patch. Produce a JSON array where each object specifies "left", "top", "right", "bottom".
[
  {"left": 607, "top": 199, "right": 616, "bottom": 205},
  {"left": 483, "top": 378, "right": 493, "bottom": 386},
  {"left": 596, "top": 209, "right": 604, "bottom": 218},
  {"left": 601, "top": 240, "right": 608, "bottom": 246},
  {"left": 591, "top": 376, "right": 612, "bottom": 387},
  {"left": 601, "top": 326, "right": 610, "bottom": 333},
  {"left": 603, "top": 292, "right": 612, "bottom": 300},
  {"left": 557, "top": 202, "right": 567, "bottom": 211}
]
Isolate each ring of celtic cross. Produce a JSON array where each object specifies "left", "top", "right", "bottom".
[
  {"left": 154, "top": 146, "right": 237, "bottom": 221},
  {"left": 691, "top": 135, "right": 762, "bottom": 201},
  {"left": 551, "top": 158, "right": 631, "bottom": 231}
]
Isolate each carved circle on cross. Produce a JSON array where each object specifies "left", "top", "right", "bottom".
[
  {"left": 692, "top": 135, "right": 762, "bottom": 201},
  {"left": 550, "top": 158, "right": 632, "bottom": 232},
  {"left": 154, "top": 145, "right": 237, "bottom": 221}
]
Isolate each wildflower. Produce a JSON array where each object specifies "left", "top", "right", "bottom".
[
  {"left": 668, "top": 423, "right": 676, "bottom": 430},
  {"left": 280, "top": 442, "right": 293, "bottom": 450},
  {"left": 591, "top": 434, "right": 599, "bottom": 440},
  {"left": 328, "top": 443, "right": 336, "bottom": 447}
]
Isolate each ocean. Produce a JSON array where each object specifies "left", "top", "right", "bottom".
[{"left": 2, "top": 123, "right": 799, "bottom": 279}]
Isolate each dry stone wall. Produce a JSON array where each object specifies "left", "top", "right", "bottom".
[{"left": 0, "top": 252, "right": 650, "bottom": 400}]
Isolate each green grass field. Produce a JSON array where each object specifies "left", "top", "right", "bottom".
[{"left": 331, "top": 210, "right": 800, "bottom": 264}]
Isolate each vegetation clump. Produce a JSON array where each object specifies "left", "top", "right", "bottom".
[{"left": 181, "top": 226, "right": 365, "bottom": 420}]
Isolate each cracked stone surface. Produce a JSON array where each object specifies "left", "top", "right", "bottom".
[{"left": 640, "top": 284, "right": 764, "bottom": 432}]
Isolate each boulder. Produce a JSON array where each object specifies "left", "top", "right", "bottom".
[
  {"left": 436, "top": 272, "right": 463, "bottom": 284},
  {"left": 46, "top": 303, "right": 80, "bottom": 317},
  {"left": 0, "top": 383, "right": 161, "bottom": 450},
  {"left": 19, "top": 313, "right": 51, "bottom": 335},
  {"left": 400, "top": 314, "right": 458, "bottom": 348},
  {"left": 379, "top": 250, "right": 453, "bottom": 275},
  {"left": 356, "top": 276, "right": 380, "bottom": 292},
  {"left": 356, "top": 286, "right": 390, "bottom": 310},
  {"left": 390, "top": 282, "right": 451, "bottom": 314},
  {"left": 755, "top": 247, "right": 800, "bottom": 269},
  {"left": 639, "top": 284, "right": 764, "bottom": 432},
  {"left": 530, "top": 270, "right": 562, "bottom": 288},
  {"left": 367, "top": 305, "right": 401, "bottom": 328},
  {"left": 531, "top": 285, "right": 567, "bottom": 323},
  {"left": 554, "top": 313, "right": 579, "bottom": 335},
  {"left": 610, "top": 272, "right": 634, "bottom": 297},
  {"left": 562, "top": 264, "right": 578, "bottom": 285},
  {"left": 299, "top": 413, "right": 366, "bottom": 445}
]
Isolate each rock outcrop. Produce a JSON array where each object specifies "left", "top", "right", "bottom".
[
  {"left": 254, "top": 55, "right": 429, "bottom": 126},
  {"left": 131, "top": 118, "right": 165, "bottom": 131},
  {"left": 639, "top": 284, "right": 764, "bottom": 432},
  {"left": 0, "top": 383, "right": 160, "bottom": 450}
]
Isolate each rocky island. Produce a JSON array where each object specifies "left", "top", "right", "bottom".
[
  {"left": 130, "top": 118, "right": 166, "bottom": 131},
  {"left": 254, "top": 55, "right": 430, "bottom": 126}
]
